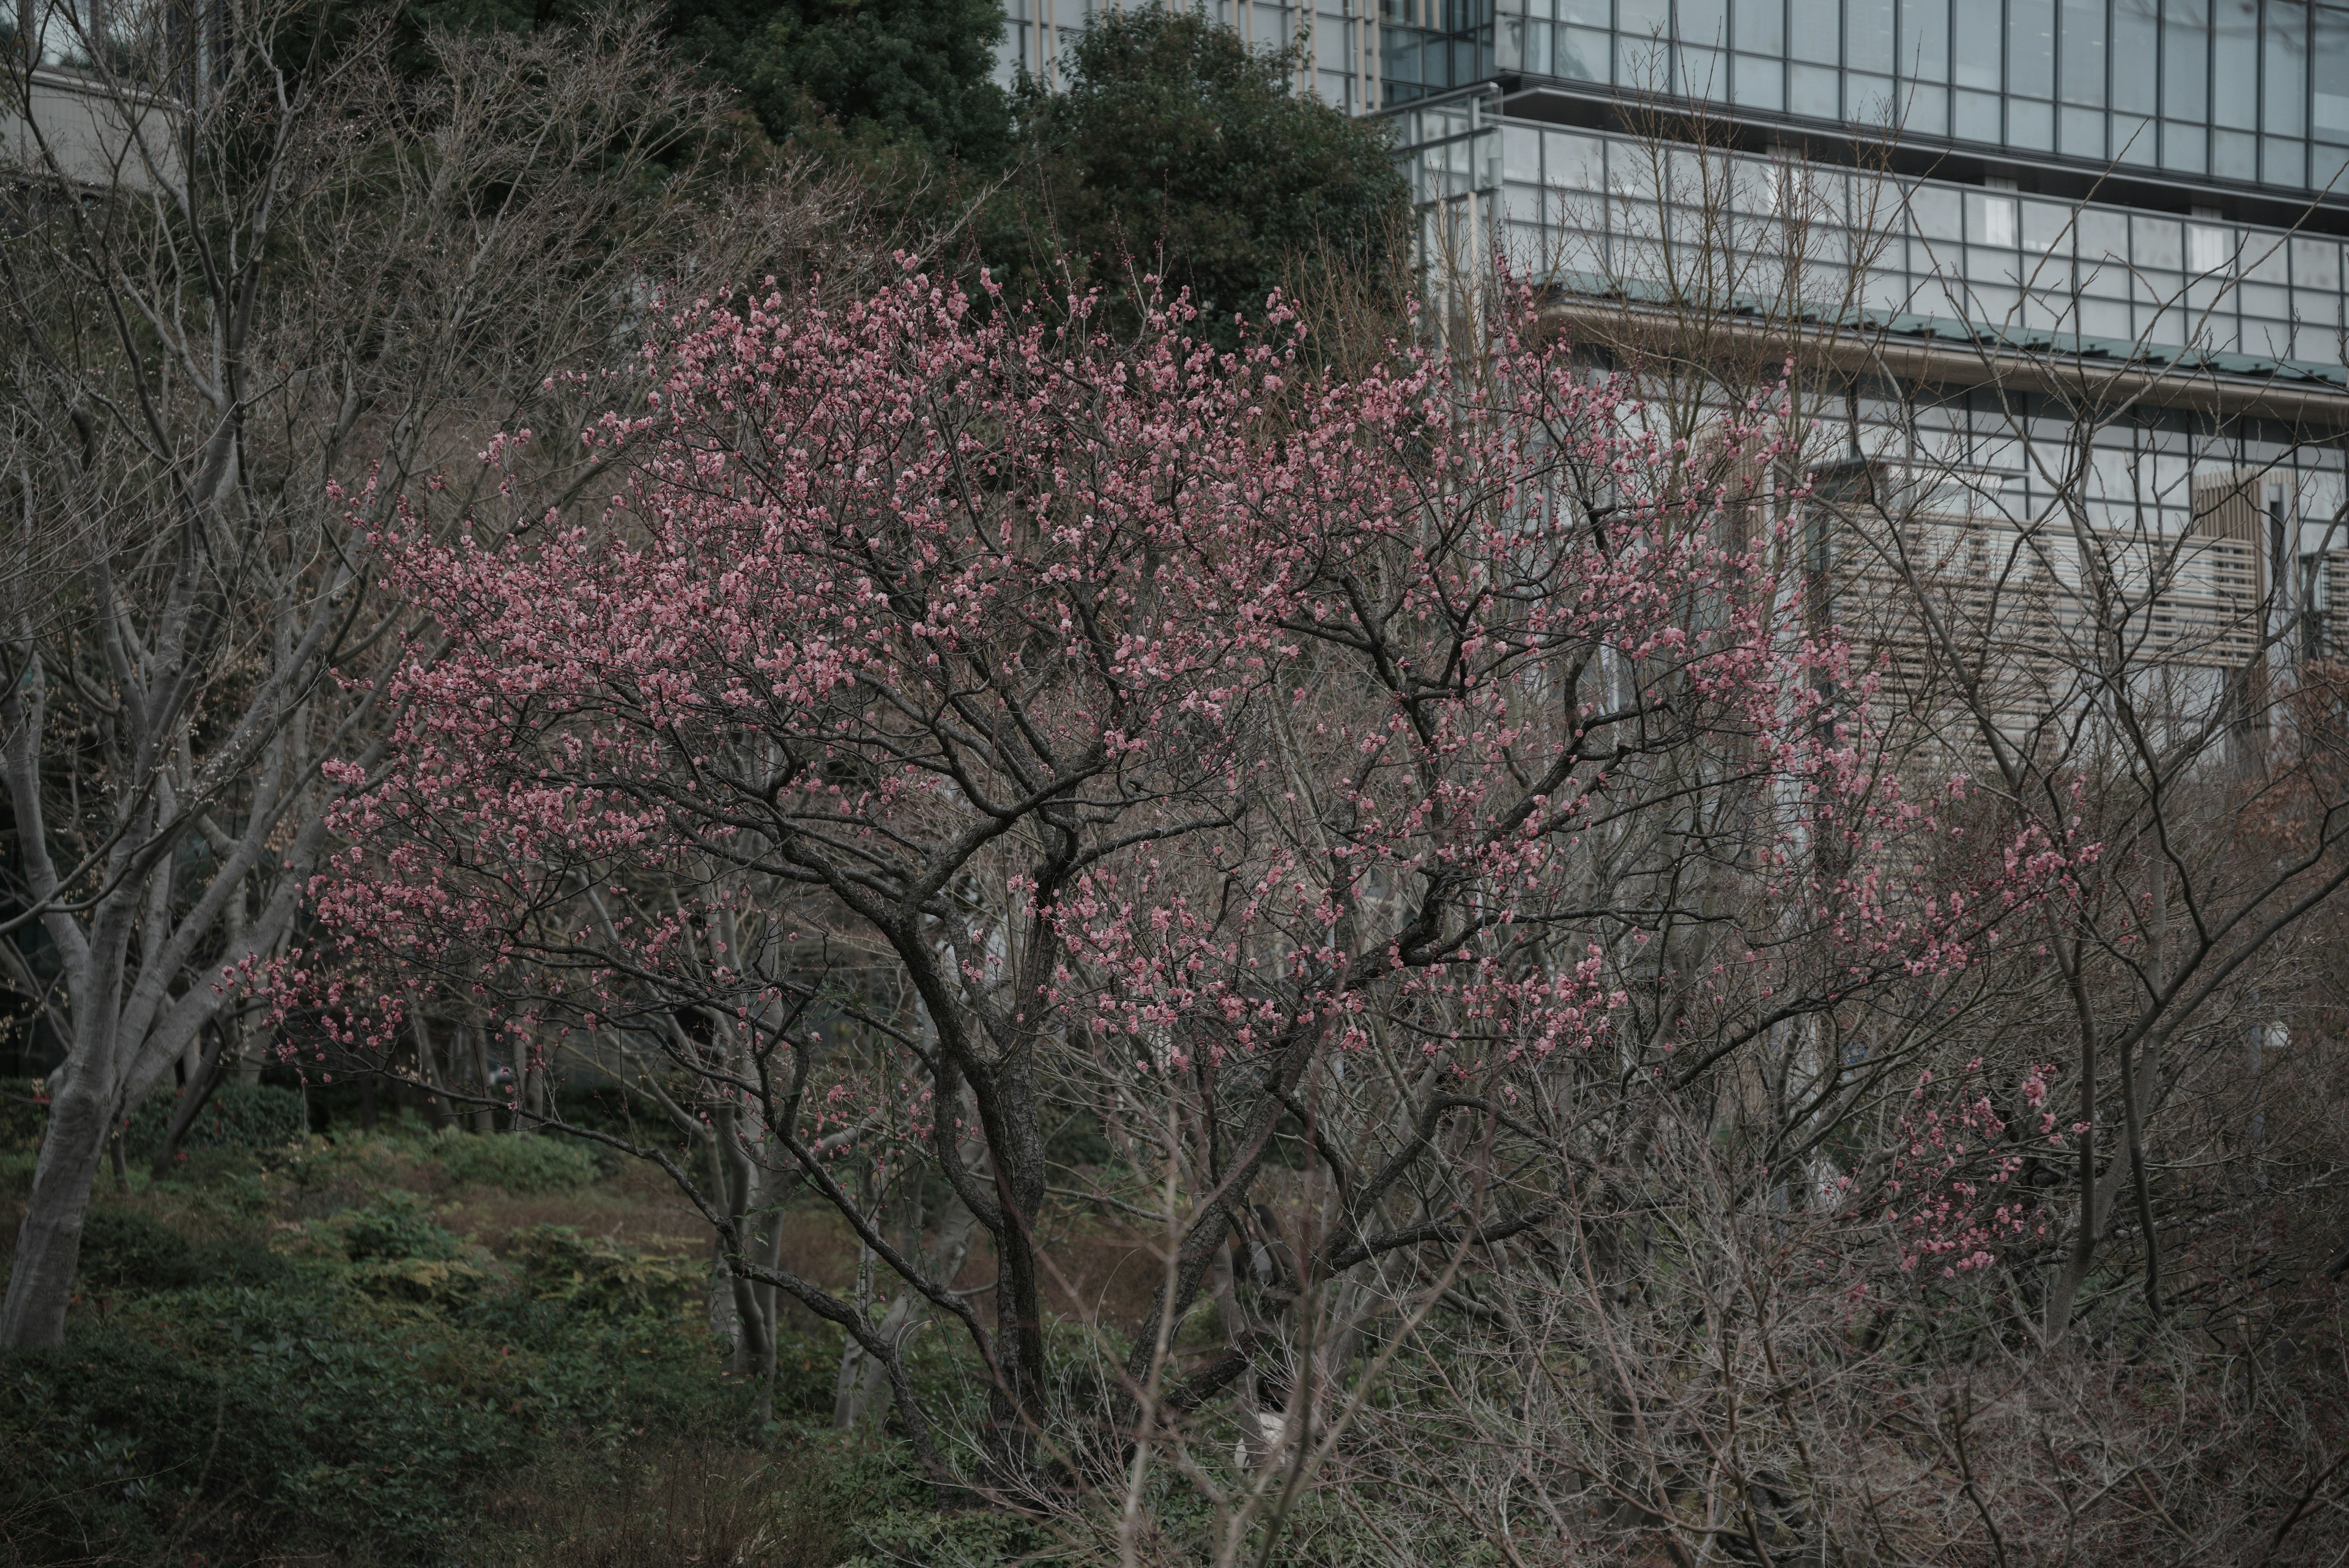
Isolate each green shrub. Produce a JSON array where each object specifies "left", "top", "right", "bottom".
[
  {"left": 511, "top": 1224, "right": 697, "bottom": 1318},
  {"left": 1, "top": 1264, "right": 746, "bottom": 1564},
  {"left": 125, "top": 1078, "right": 306, "bottom": 1158},
  {"left": 335, "top": 1190, "right": 459, "bottom": 1263},
  {"left": 428, "top": 1127, "right": 597, "bottom": 1193},
  {"left": 76, "top": 1207, "right": 199, "bottom": 1290}
]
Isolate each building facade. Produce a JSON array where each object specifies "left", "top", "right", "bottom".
[{"left": 1002, "top": 1, "right": 2349, "bottom": 700}]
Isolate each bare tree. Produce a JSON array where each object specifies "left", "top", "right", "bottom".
[{"left": 0, "top": 0, "right": 858, "bottom": 1347}]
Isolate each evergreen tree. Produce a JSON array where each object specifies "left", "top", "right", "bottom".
[
  {"left": 667, "top": 0, "right": 1012, "bottom": 160},
  {"left": 1002, "top": 6, "right": 1409, "bottom": 341}
]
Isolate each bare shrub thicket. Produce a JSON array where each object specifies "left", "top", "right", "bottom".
[{"left": 1217, "top": 117, "right": 2349, "bottom": 1568}]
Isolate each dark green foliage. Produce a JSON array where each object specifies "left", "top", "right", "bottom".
[
  {"left": 0, "top": 1218, "right": 749, "bottom": 1564},
  {"left": 74, "top": 1208, "right": 198, "bottom": 1291},
  {"left": 335, "top": 1190, "right": 461, "bottom": 1263},
  {"left": 0, "top": 1079, "right": 44, "bottom": 1153},
  {"left": 510, "top": 1224, "right": 698, "bottom": 1317},
  {"left": 666, "top": 0, "right": 1012, "bottom": 159},
  {"left": 1000, "top": 5, "right": 1409, "bottom": 343},
  {"left": 427, "top": 1126, "right": 599, "bottom": 1193},
  {"left": 125, "top": 1079, "right": 306, "bottom": 1160},
  {"left": 0, "top": 1274, "right": 740, "bottom": 1563},
  {"left": 1044, "top": 1110, "right": 1115, "bottom": 1170}
]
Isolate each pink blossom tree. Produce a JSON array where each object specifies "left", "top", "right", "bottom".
[{"left": 293, "top": 267, "right": 2077, "bottom": 1482}]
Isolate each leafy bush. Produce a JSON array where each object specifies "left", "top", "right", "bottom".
[
  {"left": 428, "top": 1127, "right": 597, "bottom": 1193},
  {"left": 0, "top": 1261, "right": 745, "bottom": 1563},
  {"left": 511, "top": 1224, "right": 697, "bottom": 1318},
  {"left": 334, "top": 1190, "right": 459, "bottom": 1263},
  {"left": 76, "top": 1207, "right": 198, "bottom": 1290},
  {"left": 125, "top": 1078, "right": 306, "bottom": 1158}
]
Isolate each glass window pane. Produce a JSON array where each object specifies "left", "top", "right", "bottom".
[
  {"left": 1791, "top": 0, "right": 1839, "bottom": 61},
  {"left": 1849, "top": 69, "right": 1898, "bottom": 116},
  {"left": 1681, "top": 0, "right": 1730, "bottom": 45},
  {"left": 2213, "top": 125, "right": 2259, "bottom": 174},
  {"left": 2264, "top": 136, "right": 2308, "bottom": 185},
  {"left": 2133, "top": 213, "right": 2184, "bottom": 267},
  {"left": 2315, "top": 143, "right": 2349, "bottom": 194},
  {"left": 1734, "top": 52, "right": 1787, "bottom": 104},
  {"left": 2291, "top": 236, "right": 2342, "bottom": 289},
  {"left": 2112, "top": 0, "right": 2157, "bottom": 112},
  {"left": 1850, "top": 0, "right": 1894, "bottom": 68},
  {"left": 1969, "top": 190, "right": 2021, "bottom": 243},
  {"left": 2011, "top": 96, "right": 2057, "bottom": 145},
  {"left": 1679, "top": 42, "right": 1728, "bottom": 94},
  {"left": 2115, "top": 111, "right": 2158, "bottom": 161},
  {"left": 2011, "top": 0, "right": 2057, "bottom": 94},
  {"left": 1505, "top": 125, "right": 1543, "bottom": 184},
  {"left": 1734, "top": 0, "right": 1786, "bottom": 51},
  {"left": 1901, "top": 0, "right": 1949, "bottom": 78},
  {"left": 1546, "top": 130, "right": 1606, "bottom": 188},
  {"left": 1956, "top": 87, "right": 2003, "bottom": 137},
  {"left": 1621, "top": 31, "right": 1672, "bottom": 84},
  {"left": 2265, "top": 0, "right": 2307, "bottom": 137},
  {"left": 2186, "top": 222, "right": 2235, "bottom": 272},
  {"left": 1904, "top": 80, "right": 1950, "bottom": 129},
  {"left": 2162, "top": 119, "right": 2208, "bottom": 170},
  {"left": 2022, "top": 198, "right": 2075, "bottom": 251},
  {"left": 1954, "top": 3, "right": 2002, "bottom": 86},
  {"left": 1624, "top": 0, "right": 1672, "bottom": 37},
  {"left": 2061, "top": 103, "right": 2107, "bottom": 151},
  {"left": 2213, "top": 0, "right": 2258, "bottom": 127},
  {"left": 2162, "top": 0, "right": 2207, "bottom": 121},
  {"left": 1792, "top": 59, "right": 1841, "bottom": 109},
  {"left": 2061, "top": 0, "right": 2107, "bottom": 103},
  {"left": 2244, "top": 236, "right": 2289, "bottom": 283},
  {"left": 2078, "top": 206, "right": 2131, "bottom": 261},
  {"left": 1910, "top": 182, "right": 1965, "bottom": 237},
  {"left": 1560, "top": 25, "right": 1610, "bottom": 76},
  {"left": 2317, "top": 6, "right": 2349, "bottom": 139}
]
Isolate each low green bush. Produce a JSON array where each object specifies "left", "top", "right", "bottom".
[
  {"left": 333, "top": 1189, "right": 460, "bottom": 1263},
  {"left": 511, "top": 1223, "right": 698, "bottom": 1317},
  {"left": 125, "top": 1078, "right": 306, "bottom": 1159},
  {"left": 76, "top": 1207, "right": 198, "bottom": 1290},
  {"left": 428, "top": 1127, "right": 597, "bottom": 1193},
  {"left": 0, "top": 1243, "right": 746, "bottom": 1564}
]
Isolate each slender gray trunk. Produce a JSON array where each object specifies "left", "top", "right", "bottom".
[
  {"left": 0, "top": 1079, "right": 111, "bottom": 1346},
  {"left": 834, "top": 1198, "right": 980, "bottom": 1429}
]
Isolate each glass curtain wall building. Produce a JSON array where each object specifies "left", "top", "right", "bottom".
[
  {"left": 1000, "top": 3, "right": 2349, "bottom": 673},
  {"left": 1386, "top": 0, "right": 2349, "bottom": 197},
  {"left": 1378, "top": 0, "right": 2349, "bottom": 669}
]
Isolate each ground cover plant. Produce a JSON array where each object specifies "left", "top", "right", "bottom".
[{"left": 0, "top": 1118, "right": 948, "bottom": 1567}]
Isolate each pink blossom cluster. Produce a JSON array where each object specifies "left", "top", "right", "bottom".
[
  {"left": 1883, "top": 1059, "right": 2065, "bottom": 1279},
  {"left": 264, "top": 266, "right": 2091, "bottom": 1191}
]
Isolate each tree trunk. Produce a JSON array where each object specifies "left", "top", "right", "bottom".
[
  {"left": 1, "top": 1077, "right": 111, "bottom": 1346},
  {"left": 833, "top": 1198, "right": 981, "bottom": 1430},
  {"left": 150, "top": 1024, "right": 230, "bottom": 1181},
  {"left": 411, "top": 1009, "right": 449, "bottom": 1131},
  {"left": 469, "top": 1024, "right": 494, "bottom": 1134}
]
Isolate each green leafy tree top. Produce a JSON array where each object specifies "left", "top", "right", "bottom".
[
  {"left": 1003, "top": 5, "right": 1409, "bottom": 342},
  {"left": 668, "top": 0, "right": 1012, "bottom": 160}
]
